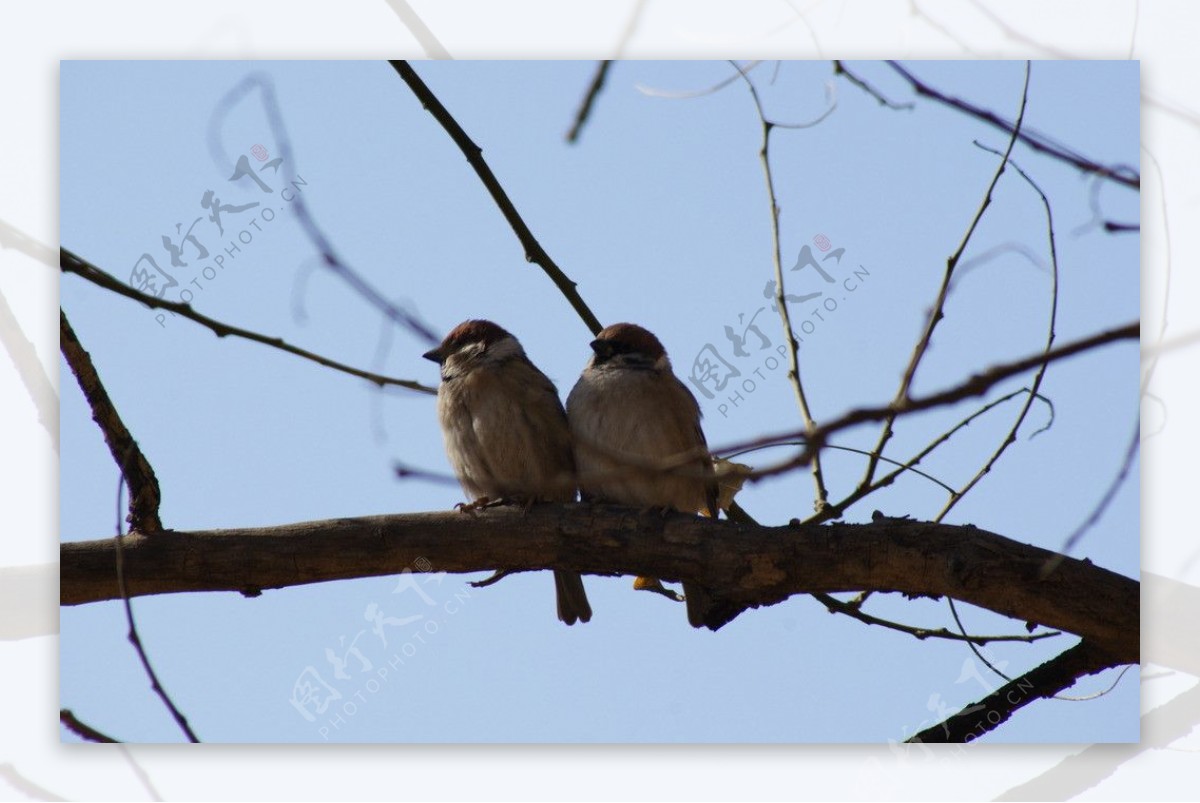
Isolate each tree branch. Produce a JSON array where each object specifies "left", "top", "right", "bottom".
[
  {"left": 732, "top": 61, "right": 831, "bottom": 515},
  {"left": 388, "top": 60, "right": 605, "bottom": 336},
  {"left": 883, "top": 60, "right": 1139, "bottom": 190},
  {"left": 60, "top": 247, "right": 434, "bottom": 395},
  {"left": 861, "top": 62, "right": 1030, "bottom": 489},
  {"left": 61, "top": 505, "right": 1138, "bottom": 664},
  {"left": 59, "top": 309, "right": 163, "bottom": 534},
  {"left": 907, "top": 640, "right": 1124, "bottom": 743},
  {"left": 810, "top": 591, "right": 1060, "bottom": 647},
  {"left": 566, "top": 60, "right": 613, "bottom": 143},
  {"left": 59, "top": 709, "right": 119, "bottom": 743},
  {"left": 730, "top": 320, "right": 1138, "bottom": 480}
]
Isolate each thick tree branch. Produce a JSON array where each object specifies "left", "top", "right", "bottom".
[
  {"left": 908, "top": 640, "right": 1125, "bottom": 743},
  {"left": 59, "top": 309, "right": 163, "bottom": 533},
  {"left": 61, "top": 505, "right": 1138, "bottom": 664}
]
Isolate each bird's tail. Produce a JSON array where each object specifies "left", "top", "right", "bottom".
[{"left": 554, "top": 570, "right": 593, "bottom": 626}]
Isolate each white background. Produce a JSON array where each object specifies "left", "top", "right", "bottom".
[{"left": 3, "top": 0, "right": 1198, "bottom": 800}]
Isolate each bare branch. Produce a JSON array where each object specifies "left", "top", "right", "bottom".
[
  {"left": 111, "top": 478, "right": 200, "bottom": 743},
  {"left": 59, "top": 709, "right": 120, "bottom": 743},
  {"left": 729, "top": 320, "right": 1138, "bottom": 481},
  {"left": 60, "top": 505, "right": 1139, "bottom": 664},
  {"left": 729, "top": 499, "right": 1055, "bottom": 646},
  {"left": 389, "top": 60, "right": 605, "bottom": 336},
  {"left": 861, "top": 62, "right": 1031, "bottom": 490},
  {"left": 1054, "top": 415, "right": 1141, "bottom": 560},
  {"left": 59, "top": 309, "right": 163, "bottom": 534},
  {"left": 908, "top": 640, "right": 1124, "bottom": 743},
  {"left": 566, "top": 60, "right": 613, "bottom": 143},
  {"left": 811, "top": 591, "right": 1060, "bottom": 647},
  {"left": 832, "top": 61, "right": 914, "bottom": 110},
  {"left": 60, "top": 247, "right": 434, "bottom": 395},
  {"left": 209, "top": 73, "right": 440, "bottom": 346},
  {"left": 732, "top": 61, "right": 831, "bottom": 514},
  {"left": 885, "top": 61, "right": 1139, "bottom": 190},
  {"left": 806, "top": 388, "right": 1051, "bottom": 525},
  {"left": 934, "top": 140, "right": 1060, "bottom": 522}
]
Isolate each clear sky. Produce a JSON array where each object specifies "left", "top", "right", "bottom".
[{"left": 58, "top": 59, "right": 1139, "bottom": 745}]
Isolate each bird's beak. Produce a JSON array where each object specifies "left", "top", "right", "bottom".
[
  {"left": 589, "top": 339, "right": 613, "bottom": 362},
  {"left": 422, "top": 346, "right": 445, "bottom": 364}
]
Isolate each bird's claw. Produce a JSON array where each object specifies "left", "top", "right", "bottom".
[{"left": 633, "top": 576, "right": 685, "bottom": 603}]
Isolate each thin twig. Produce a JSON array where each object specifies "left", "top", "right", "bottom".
[
  {"left": 566, "top": 61, "right": 613, "bottom": 143},
  {"left": 114, "top": 479, "right": 200, "bottom": 743},
  {"left": 724, "top": 320, "right": 1138, "bottom": 482},
  {"left": 726, "top": 503, "right": 1058, "bottom": 646},
  {"left": 636, "top": 62, "right": 763, "bottom": 100},
  {"left": 1052, "top": 415, "right": 1141, "bottom": 562},
  {"left": 885, "top": 60, "right": 1139, "bottom": 190},
  {"left": 389, "top": 60, "right": 604, "bottom": 336},
  {"left": 804, "top": 388, "right": 1052, "bottom": 524},
  {"left": 60, "top": 247, "right": 434, "bottom": 395},
  {"left": 947, "top": 594, "right": 1012, "bottom": 684},
  {"left": 59, "top": 709, "right": 120, "bottom": 743},
  {"left": 208, "top": 72, "right": 440, "bottom": 346},
  {"left": 1055, "top": 664, "right": 1134, "bottom": 702},
  {"left": 832, "top": 61, "right": 914, "bottom": 110},
  {"left": 934, "top": 140, "right": 1059, "bottom": 522},
  {"left": 470, "top": 569, "right": 517, "bottom": 588},
  {"left": 860, "top": 62, "right": 1031, "bottom": 490},
  {"left": 394, "top": 461, "right": 459, "bottom": 484},
  {"left": 721, "top": 438, "right": 959, "bottom": 495},
  {"left": 731, "top": 61, "right": 830, "bottom": 515},
  {"left": 59, "top": 309, "right": 163, "bottom": 534},
  {"left": 812, "top": 592, "right": 1060, "bottom": 646}
]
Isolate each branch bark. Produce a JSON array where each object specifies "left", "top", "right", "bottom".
[
  {"left": 60, "top": 505, "right": 1138, "bottom": 664},
  {"left": 388, "top": 60, "right": 605, "bottom": 336},
  {"left": 59, "top": 309, "right": 163, "bottom": 533},
  {"left": 907, "top": 640, "right": 1123, "bottom": 743}
]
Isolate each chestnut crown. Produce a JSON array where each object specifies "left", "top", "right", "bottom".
[
  {"left": 423, "top": 319, "right": 516, "bottom": 365},
  {"left": 589, "top": 322, "right": 669, "bottom": 369}
]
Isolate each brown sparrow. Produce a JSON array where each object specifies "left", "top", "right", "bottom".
[
  {"left": 423, "top": 319, "right": 592, "bottom": 626},
  {"left": 565, "top": 322, "right": 721, "bottom": 627}
]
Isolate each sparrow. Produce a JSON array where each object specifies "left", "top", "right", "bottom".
[
  {"left": 565, "top": 322, "right": 724, "bottom": 627},
  {"left": 423, "top": 319, "right": 592, "bottom": 626}
]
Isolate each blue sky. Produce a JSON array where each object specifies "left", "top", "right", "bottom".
[{"left": 59, "top": 59, "right": 1139, "bottom": 744}]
